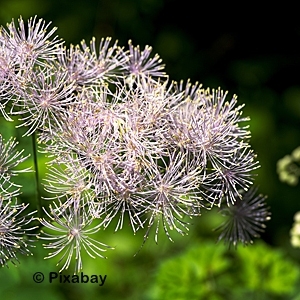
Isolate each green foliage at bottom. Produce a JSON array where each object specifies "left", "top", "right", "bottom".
[{"left": 148, "top": 241, "right": 300, "bottom": 300}]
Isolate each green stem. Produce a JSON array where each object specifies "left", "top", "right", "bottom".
[{"left": 32, "top": 131, "right": 42, "bottom": 218}]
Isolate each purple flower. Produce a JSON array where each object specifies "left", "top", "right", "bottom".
[
  {"left": 0, "top": 135, "right": 31, "bottom": 198},
  {"left": 0, "top": 15, "right": 270, "bottom": 271},
  {"left": 0, "top": 199, "right": 37, "bottom": 267},
  {"left": 122, "top": 40, "right": 167, "bottom": 84},
  {"left": 11, "top": 65, "right": 76, "bottom": 136},
  {"left": 39, "top": 202, "right": 113, "bottom": 273},
  {"left": 1, "top": 15, "right": 62, "bottom": 67}
]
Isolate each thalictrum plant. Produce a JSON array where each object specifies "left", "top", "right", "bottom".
[{"left": 0, "top": 16, "right": 270, "bottom": 273}]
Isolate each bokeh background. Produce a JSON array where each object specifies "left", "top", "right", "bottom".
[{"left": 1, "top": 1, "right": 300, "bottom": 299}]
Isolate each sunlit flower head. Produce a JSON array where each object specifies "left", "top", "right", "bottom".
[
  {"left": 166, "top": 87, "right": 250, "bottom": 167},
  {"left": 0, "top": 199, "right": 37, "bottom": 267},
  {"left": 43, "top": 157, "right": 93, "bottom": 206},
  {"left": 39, "top": 202, "right": 113, "bottom": 273},
  {"left": 200, "top": 146, "right": 260, "bottom": 207},
  {"left": 1, "top": 15, "right": 62, "bottom": 67},
  {"left": 137, "top": 151, "right": 202, "bottom": 244},
  {"left": 57, "top": 37, "right": 126, "bottom": 88},
  {"left": 0, "top": 135, "right": 31, "bottom": 198},
  {"left": 123, "top": 40, "right": 167, "bottom": 84},
  {"left": 12, "top": 65, "right": 76, "bottom": 136}
]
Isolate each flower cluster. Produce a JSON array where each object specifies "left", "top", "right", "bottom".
[
  {"left": 0, "top": 16, "right": 270, "bottom": 272},
  {"left": 0, "top": 135, "right": 37, "bottom": 266}
]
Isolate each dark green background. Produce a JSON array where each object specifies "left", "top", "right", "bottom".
[{"left": 1, "top": 1, "right": 300, "bottom": 299}]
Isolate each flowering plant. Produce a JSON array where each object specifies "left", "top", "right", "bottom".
[{"left": 0, "top": 16, "right": 270, "bottom": 273}]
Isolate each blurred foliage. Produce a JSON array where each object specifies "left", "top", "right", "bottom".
[
  {"left": 1, "top": 0, "right": 300, "bottom": 299},
  {"left": 149, "top": 241, "right": 300, "bottom": 300}
]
